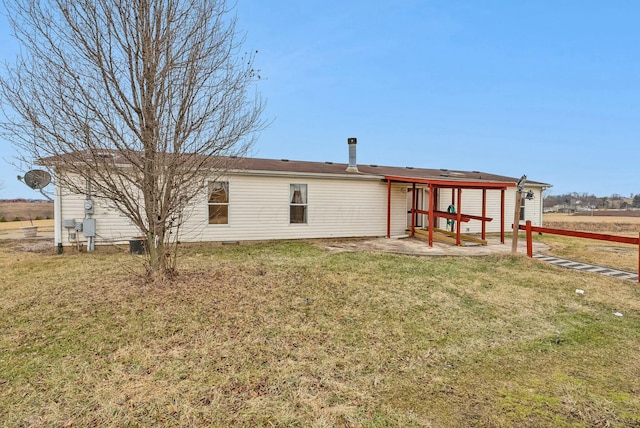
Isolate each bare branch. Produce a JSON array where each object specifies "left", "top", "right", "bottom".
[{"left": 0, "top": 0, "right": 265, "bottom": 280}]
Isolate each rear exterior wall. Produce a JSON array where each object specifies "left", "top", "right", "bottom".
[
  {"left": 57, "top": 173, "right": 408, "bottom": 245},
  {"left": 181, "top": 174, "right": 406, "bottom": 242},
  {"left": 56, "top": 172, "right": 541, "bottom": 245}
]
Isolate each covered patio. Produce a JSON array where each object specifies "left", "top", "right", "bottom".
[{"left": 384, "top": 175, "right": 516, "bottom": 246}]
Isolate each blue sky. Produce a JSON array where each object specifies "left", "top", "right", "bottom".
[{"left": 1, "top": 1, "right": 639, "bottom": 199}]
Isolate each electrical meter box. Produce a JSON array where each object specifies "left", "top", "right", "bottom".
[
  {"left": 82, "top": 218, "right": 96, "bottom": 237},
  {"left": 84, "top": 199, "right": 94, "bottom": 215},
  {"left": 74, "top": 222, "right": 83, "bottom": 232}
]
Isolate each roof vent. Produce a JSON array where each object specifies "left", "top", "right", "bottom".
[
  {"left": 370, "top": 164, "right": 378, "bottom": 167},
  {"left": 345, "top": 137, "right": 359, "bottom": 173},
  {"left": 325, "top": 161, "right": 334, "bottom": 164},
  {"left": 406, "top": 166, "right": 414, "bottom": 169},
  {"left": 281, "top": 159, "right": 289, "bottom": 162}
]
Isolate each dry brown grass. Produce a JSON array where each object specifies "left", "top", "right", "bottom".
[
  {"left": 0, "top": 202, "right": 54, "bottom": 222},
  {"left": 0, "top": 219, "right": 54, "bottom": 232},
  {"left": 538, "top": 214, "right": 640, "bottom": 273},
  {"left": 544, "top": 213, "right": 640, "bottom": 236},
  {"left": 1, "top": 240, "right": 639, "bottom": 427}
]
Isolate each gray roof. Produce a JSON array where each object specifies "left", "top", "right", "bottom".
[
  {"left": 235, "top": 157, "right": 550, "bottom": 187},
  {"left": 41, "top": 149, "right": 550, "bottom": 187}
]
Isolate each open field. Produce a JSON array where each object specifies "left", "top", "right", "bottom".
[
  {"left": 544, "top": 213, "right": 640, "bottom": 236},
  {"left": 1, "top": 239, "right": 639, "bottom": 427},
  {"left": 574, "top": 211, "right": 640, "bottom": 218},
  {"left": 539, "top": 213, "right": 640, "bottom": 273},
  {"left": 0, "top": 202, "right": 54, "bottom": 222}
]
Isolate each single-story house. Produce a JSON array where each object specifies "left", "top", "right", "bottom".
[{"left": 50, "top": 139, "right": 550, "bottom": 248}]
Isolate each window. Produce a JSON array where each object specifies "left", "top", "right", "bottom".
[
  {"left": 290, "top": 184, "right": 307, "bottom": 224},
  {"left": 519, "top": 193, "right": 526, "bottom": 221},
  {"left": 208, "top": 181, "right": 229, "bottom": 224}
]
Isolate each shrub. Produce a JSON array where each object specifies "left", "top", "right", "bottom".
[
  {"left": 13, "top": 217, "right": 21, "bottom": 222},
  {"left": 0, "top": 217, "right": 7, "bottom": 222},
  {"left": 34, "top": 216, "right": 42, "bottom": 221}
]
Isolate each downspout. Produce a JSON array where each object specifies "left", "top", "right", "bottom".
[
  {"left": 481, "top": 189, "right": 487, "bottom": 240},
  {"left": 54, "top": 179, "right": 62, "bottom": 252},
  {"left": 386, "top": 179, "right": 391, "bottom": 238},
  {"left": 539, "top": 188, "right": 543, "bottom": 226}
]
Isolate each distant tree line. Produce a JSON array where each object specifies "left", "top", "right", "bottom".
[{"left": 544, "top": 192, "right": 640, "bottom": 210}]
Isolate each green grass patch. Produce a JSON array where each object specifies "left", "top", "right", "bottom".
[{"left": 1, "top": 240, "right": 639, "bottom": 426}]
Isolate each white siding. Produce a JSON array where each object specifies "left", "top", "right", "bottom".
[
  {"left": 435, "top": 187, "right": 504, "bottom": 234},
  {"left": 59, "top": 188, "right": 140, "bottom": 246},
  {"left": 58, "top": 174, "right": 141, "bottom": 246},
  {"left": 55, "top": 170, "right": 546, "bottom": 245},
  {"left": 91, "top": 199, "right": 142, "bottom": 242},
  {"left": 177, "top": 175, "right": 399, "bottom": 242},
  {"left": 389, "top": 183, "right": 409, "bottom": 236},
  {"left": 520, "top": 186, "right": 544, "bottom": 227}
]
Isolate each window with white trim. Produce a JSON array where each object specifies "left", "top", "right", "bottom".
[
  {"left": 208, "top": 181, "right": 229, "bottom": 224},
  {"left": 290, "top": 184, "right": 307, "bottom": 224}
]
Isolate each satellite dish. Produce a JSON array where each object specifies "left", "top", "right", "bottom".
[{"left": 23, "top": 169, "right": 51, "bottom": 190}]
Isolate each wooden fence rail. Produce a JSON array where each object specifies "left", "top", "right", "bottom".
[{"left": 518, "top": 220, "right": 640, "bottom": 283}]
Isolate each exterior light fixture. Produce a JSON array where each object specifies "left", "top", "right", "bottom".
[{"left": 516, "top": 175, "right": 527, "bottom": 192}]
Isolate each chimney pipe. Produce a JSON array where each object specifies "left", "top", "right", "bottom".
[{"left": 346, "top": 137, "right": 359, "bottom": 172}]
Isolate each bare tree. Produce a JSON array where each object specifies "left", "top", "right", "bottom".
[{"left": 0, "top": 0, "right": 265, "bottom": 280}]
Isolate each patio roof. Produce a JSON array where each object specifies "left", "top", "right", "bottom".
[
  {"left": 385, "top": 175, "right": 511, "bottom": 247},
  {"left": 383, "top": 174, "right": 516, "bottom": 189}
]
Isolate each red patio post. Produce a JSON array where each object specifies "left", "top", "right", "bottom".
[
  {"left": 526, "top": 220, "right": 533, "bottom": 257},
  {"left": 428, "top": 184, "right": 434, "bottom": 247},
  {"left": 411, "top": 183, "right": 416, "bottom": 237},
  {"left": 456, "top": 187, "right": 462, "bottom": 245}
]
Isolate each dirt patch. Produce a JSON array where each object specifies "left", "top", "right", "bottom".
[{"left": 0, "top": 237, "right": 56, "bottom": 253}]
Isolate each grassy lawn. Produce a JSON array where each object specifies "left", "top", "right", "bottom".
[{"left": 1, "top": 240, "right": 639, "bottom": 427}]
